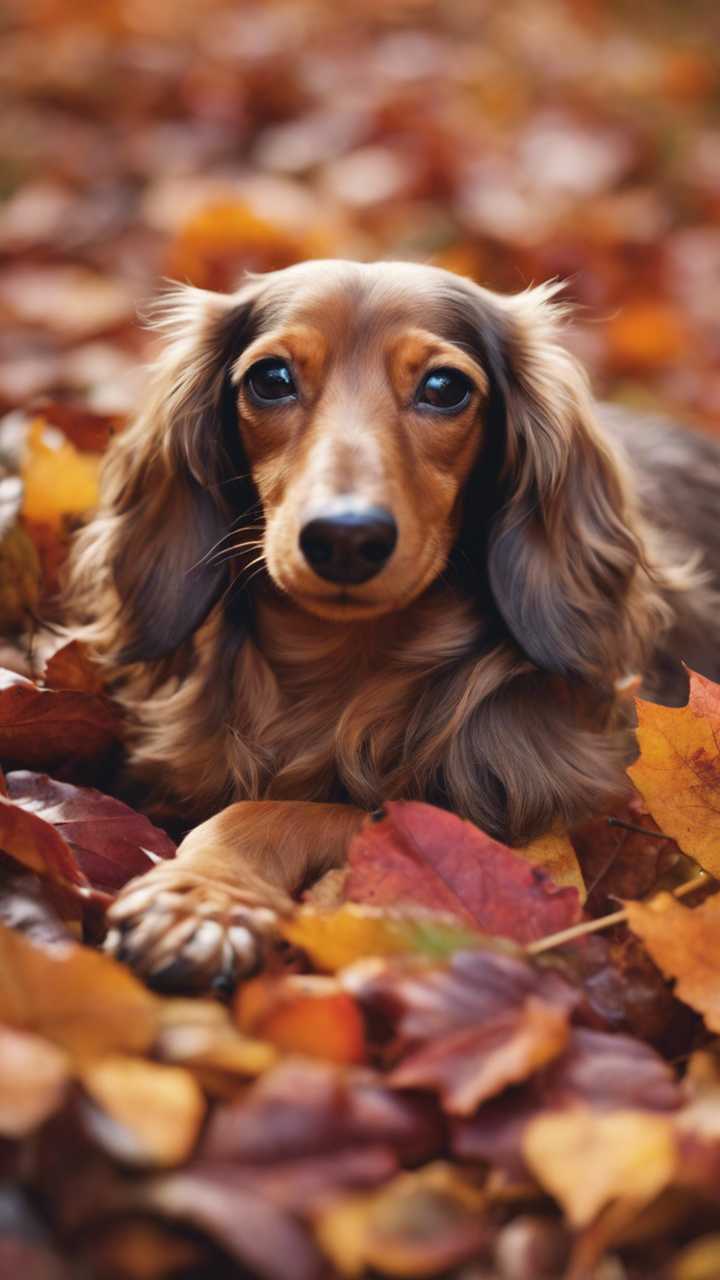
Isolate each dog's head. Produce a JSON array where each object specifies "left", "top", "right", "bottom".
[{"left": 76, "top": 260, "right": 650, "bottom": 687}]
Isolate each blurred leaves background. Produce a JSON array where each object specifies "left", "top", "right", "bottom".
[{"left": 1, "top": 0, "right": 719, "bottom": 428}]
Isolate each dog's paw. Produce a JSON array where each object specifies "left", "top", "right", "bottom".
[{"left": 104, "top": 866, "right": 279, "bottom": 993}]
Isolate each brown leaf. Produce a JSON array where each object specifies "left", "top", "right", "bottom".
[
  {"left": 555, "top": 932, "right": 680, "bottom": 1044},
  {"left": 42, "top": 641, "right": 105, "bottom": 695},
  {"left": 344, "top": 949, "right": 578, "bottom": 1114},
  {"left": 345, "top": 802, "right": 581, "bottom": 944},
  {"left": 0, "top": 516, "right": 40, "bottom": 632},
  {"left": 0, "top": 923, "right": 159, "bottom": 1059},
  {"left": 572, "top": 796, "right": 687, "bottom": 915},
  {"left": 6, "top": 771, "right": 174, "bottom": 893},
  {"left": 36, "top": 401, "right": 121, "bottom": 454},
  {"left": 0, "top": 669, "right": 122, "bottom": 777},
  {"left": 626, "top": 892, "right": 720, "bottom": 1032}
]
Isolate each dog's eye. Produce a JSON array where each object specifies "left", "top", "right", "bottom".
[
  {"left": 246, "top": 358, "right": 297, "bottom": 404},
  {"left": 416, "top": 367, "right": 472, "bottom": 412}
]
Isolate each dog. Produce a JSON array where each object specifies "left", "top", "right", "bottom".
[{"left": 68, "top": 260, "right": 720, "bottom": 988}]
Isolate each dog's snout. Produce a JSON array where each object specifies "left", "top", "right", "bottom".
[{"left": 299, "top": 507, "right": 398, "bottom": 585}]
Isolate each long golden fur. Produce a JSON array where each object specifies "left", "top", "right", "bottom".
[{"left": 68, "top": 260, "right": 720, "bottom": 988}]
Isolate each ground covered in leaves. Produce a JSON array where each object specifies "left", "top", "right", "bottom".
[{"left": 2, "top": 2, "right": 720, "bottom": 1278}]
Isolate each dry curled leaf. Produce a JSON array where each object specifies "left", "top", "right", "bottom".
[{"left": 345, "top": 802, "right": 582, "bottom": 944}]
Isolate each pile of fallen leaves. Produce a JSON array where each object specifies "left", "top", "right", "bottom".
[
  {"left": 2, "top": 0, "right": 720, "bottom": 429},
  {"left": 3, "top": 2, "right": 720, "bottom": 1277},
  {"left": 0, "top": 408, "right": 720, "bottom": 1280}
]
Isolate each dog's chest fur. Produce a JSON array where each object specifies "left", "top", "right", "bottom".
[{"left": 133, "top": 584, "right": 496, "bottom": 816}]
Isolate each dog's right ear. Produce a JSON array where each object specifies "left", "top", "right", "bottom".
[{"left": 68, "top": 282, "right": 261, "bottom": 665}]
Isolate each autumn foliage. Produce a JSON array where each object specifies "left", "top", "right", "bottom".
[{"left": 2, "top": 1, "right": 720, "bottom": 1278}]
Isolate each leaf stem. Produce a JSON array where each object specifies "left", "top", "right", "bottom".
[
  {"left": 606, "top": 817, "right": 674, "bottom": 840},
  {"left": 526, "top": 871, "right": 711, "bottom": 956}
]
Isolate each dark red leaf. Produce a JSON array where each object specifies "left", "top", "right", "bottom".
[
  {"left": 345, "top": 948, "right": 579, "bottom": 1114},
  {"left": 199, "top": 1058, "right": 442, "bottom": 1170},
  {"left": 0, "top": 792, "right": 92, "bottom": 893},
  {"left": 42, "top": 641, "right": 105, "bottom": 695},
  {"left": 6, "top": 771, "right": 175, "bottom": 893},
  {"left": 0, "top": 670, "right": 122, "bottom": 780},
  {"left": 345, "top": 802, "right": 581, "bottom": 944}
]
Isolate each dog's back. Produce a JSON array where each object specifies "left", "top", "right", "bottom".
[{"left": 600, "top": 405, "right": 720, "bottom": 703}]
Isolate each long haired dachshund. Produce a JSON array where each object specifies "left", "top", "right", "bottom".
[{"left": 68, "top": 260, "right": 720, "bottom": 988}]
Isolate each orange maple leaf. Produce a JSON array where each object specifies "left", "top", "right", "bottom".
[{"left": 629, "top": 670, "right": 720, "bottom": 876}]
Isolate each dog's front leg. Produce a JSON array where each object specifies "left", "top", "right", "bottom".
[{"left": 105, "top": 801, "right": 365, "bottom": 990}]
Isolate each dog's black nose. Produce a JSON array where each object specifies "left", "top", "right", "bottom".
[{"left": 299, "top": 507, "right": 398, "bottom": 585}]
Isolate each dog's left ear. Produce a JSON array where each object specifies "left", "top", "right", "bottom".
[{"left": 464, "top": 283, "right": 657, "bottom": 687}]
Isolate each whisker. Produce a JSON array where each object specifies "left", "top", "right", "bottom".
[
  {"left": 206, "top": 538, "right": 265, "bottom": 566},
  {"left": 190, "top": 520, "right": 266, "bottom": 572}
]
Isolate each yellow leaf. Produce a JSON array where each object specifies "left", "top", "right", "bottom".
[
  {"left": 629, "top": 670, "right": 720, "bottom": 877},
  {"left": 521, "top": 831, "right": 586, "bottom": 899},
  {"left": 672, "top": 1234, "right": 720, "bottom": 1280},
  {"left": 79, "top": 1055, "right": 205, "bottom": 1166},
  {"left": 281, "top": 903, "right": 486, "bottom": 973},
  {"left": 22, "top": 418, "right": 101, "bottom": 528},
  {"left": 523, "top": 1107, "right": 676, "bottom": 1228},
  {"left": 625, "top": 893, "right": 720, "bottom": 1032}
]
